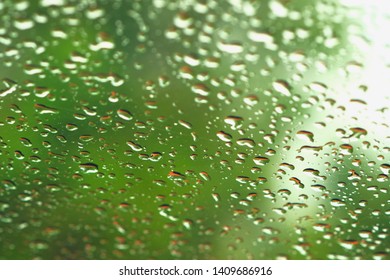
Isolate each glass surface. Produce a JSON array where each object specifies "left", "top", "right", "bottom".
[{"left": 0, "top": 0, "right": 389, "bottom": 259}]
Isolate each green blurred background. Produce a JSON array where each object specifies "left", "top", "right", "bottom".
[{"left": 0, "top": 0, "right": 389, "bottom": 259}]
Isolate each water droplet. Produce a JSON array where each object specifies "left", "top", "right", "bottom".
[
  {"left": 117, "top": 109, "right": 133, "bottom": 121},
  {"left": 331, "top": 199, "right": 346, "bottom": 207},
  {"left": 79, "top": 163, "right": 99, "bottom": 174},
  {"left": 273, "top": 80, "right": 291, "bottom": 97},
  {"left": 217, "top": 131, "right": 232, "bottom": 142}
]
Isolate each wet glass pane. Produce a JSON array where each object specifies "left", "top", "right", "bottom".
[{"left": 0, "top": 0, "right": 389, "bottom": 260}]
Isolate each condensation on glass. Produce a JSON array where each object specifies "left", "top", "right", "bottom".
[{"left": 0, "top": 0, "right": 389, "bottom": 260}]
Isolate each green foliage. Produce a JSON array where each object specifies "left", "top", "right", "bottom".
[{"left": 0, "top": 0, "right": 389, "bottom": 259}]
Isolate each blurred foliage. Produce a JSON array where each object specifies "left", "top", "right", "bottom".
[{"left": 0, "top": 0, "right": 389, "bottom": 259}]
